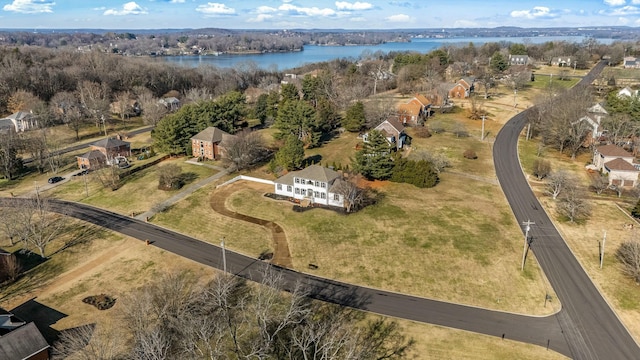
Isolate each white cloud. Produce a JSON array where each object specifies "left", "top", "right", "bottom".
[
  {"left": 604, "top": 0, "right": 626, "bottom": 5},
  {"left": 3, "top": 0, "right": 54, "bottom": 14},
  {"left": 103, "top": 2, "right": 147, "bottom": 16},
  {"left": 349, "top": 16, "right": 366, "bottom": 22},
  {"left": 247, "top": 14, "right": 273, "bottom": 22},
  {"left": 335, "top": 1, "right": 373, "bottom": 11},
  {"left": 279, "top": 4, "right": 336, "bottom": 17},
  {"left": 196, "top": 2, "right": 236, "bottom": 16},
  {"left": 454, "top": 19, "right": 479, "bottom": 27},
  {"left": 510, "top": 6, "right": 558, "bottom": 19},
  {"left": 386, "top": 13, "right": 411, "bottom": 22},
  {"left": 92, "top": 7, "right": 106, "bottom": 11},
  {"left": 618, "top": 16, "right": 630, "bottom": 24},
  {"left": 600, "top": 5, "right": 640, "bottom": 15},
  {"left": 170, "top": 0, "right": 185, "bottom": 3},
  {"left": 256, "top": 5, "right": 277, "bottom": 14}
]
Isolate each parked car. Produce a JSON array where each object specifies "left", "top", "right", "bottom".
[
  {"left": 48, "top": 176, "right": 64, "bottom": 184},
  {"left": 73, "top": 169, "right": 89, "bottom": 176}
]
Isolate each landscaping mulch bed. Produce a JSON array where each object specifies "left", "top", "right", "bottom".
[{"left": 82, "top": 294, "right": 116, "bottom": 310}]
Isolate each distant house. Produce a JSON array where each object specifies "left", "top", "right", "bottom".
[
  {"left": 364, "top": 118, "right": 407, "bottom": 150},
  {"left": 617, "top": 87, "right": 638, "bottom": 98},
  {"left": 190, "top": 127, "right": 234, "bottom": 161},
  {"left": 397, "top": 100, "right": 422, "bottom": 125},
  {"left": 76, "top": 136, "right": 131, "bottom": 170},
  {"left": 593, "top": 144, "right": 640, "bottom": 187},
  {"left": 0, "top": 308, "right": 50, "bottom": 360},
  {"left": 110, "top": 98, "right": 140, "bottom": 118},
  {"left": 551, "top": 56, "right": 572, "bottom": 67},
  {"left": 159, "top": 97, "right": 180, "bottom": 111},
  {"left": 577, "top": 103, "right": 609, "bottom": 140},
  {"left": 0, "top": 112, "right": 37, "bottom": 133},
  {"left": 273, "top": 164, "right": 345, "bottom": 208},
  {"left": 508, "top": 54, "right": 530, "bottom": 66},
  {"left": 448, "top": 78, "right": 474, "bottom": 99},
  {"left": 623, "top": 56, "right": 640, "bottom": 69}
]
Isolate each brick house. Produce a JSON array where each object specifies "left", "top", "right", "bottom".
[
  {"left": 191, "top": 127, "right": 234, "bottom": 160},
  {"left": 397, "top": 100, "right": 422, "bottom": 125},
  {"left": 593, "top": 144, "right": 640, "bottom": 187},
  {"left": 448, "top": 78, "right": 474, "bottom": 99},
  {"left": 76, "top": 137, "right": 131, "bottom": 170},
  {"left": 273, "top": 164, "right": 345, "bottom": 208}
]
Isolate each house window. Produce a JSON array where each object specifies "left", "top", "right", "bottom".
[
  {"left": 315, "top": 181, "right": 320, "bottom": 187},
  {"left": 321, "top": 193, "right": 326, "bottom": 199},
  {"left": 321, "top": 182, "right": 326, "bottom": 188},
  {"left": 287, "top": 185, "right": 292, "bottom": 192},
  {"left": 295, "top": 178, "right": 300, "bottom": 184},
  {"left": 334, "top": 194, "right": 340, "bottom": 201},
  {"left": 277, "top": 184, "right": 282, "bottom": 190},
  {"left": 314, "top": 191, "right": 320, "bottom": 198},
  {"left": 307, "top": 189, "right": 313, "bottom": 197},
  {"left": 295, "top": 188, "right": 300, "bottom": 194}
]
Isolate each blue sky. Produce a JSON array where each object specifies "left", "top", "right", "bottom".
[{"left": 1, "top": 0, "right": 639, "bottom": 30}]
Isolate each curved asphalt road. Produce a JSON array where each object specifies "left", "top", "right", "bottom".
[
  {"left": 0, "top": 197, "right": 570, "bottom": 356},
  {"left": 494, "top": 60, "right": 640, "bottom": 359},
  {"left": 3, "top": 64, "right": 639, "bottom": 358}
]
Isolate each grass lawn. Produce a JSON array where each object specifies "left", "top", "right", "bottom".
[
  {"left": 48, "top": 156, "right": 216, "bottom": 216},
  {"left": 519, "top": 137, "right": 640, "bottom": 344}
]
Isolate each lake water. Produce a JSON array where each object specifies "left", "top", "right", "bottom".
[{"left": 161, "top": 36, "right": 613, "bottom": 71}]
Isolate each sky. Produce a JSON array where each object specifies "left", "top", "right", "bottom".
[{"left": 1, "top": 0, "right": 640, "bottom": 30}]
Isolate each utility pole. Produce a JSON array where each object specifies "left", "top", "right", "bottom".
[
  {"left": 481, "top": 114, "right": 486, "bottom": 141},
  {"left": 83, "top": 172, "right": 89, "bottom": 197},
  {"left": 600, "top": 230, "right": 606, "bottom": 269},
  {"left": 521, "top": 220, "right": 535, "bottom": 271},
  {"left": 34, "top": 181, "right": 40, "bottom": 203},
  {"left": 221, "top": 237, "right": 227, "bottom": 273}
]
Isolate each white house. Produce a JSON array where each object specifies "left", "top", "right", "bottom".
[
  {"left": 593, "top": 144, "right": 640, "bottom": 187},
  {"left": 273, "top": 165, "right": 345, "bottom": 208},
  {"left": 0, "top": 111, "right": 37, "bottom": 132},
  {"left": 577, "top": 103, "right": 609, "bottom": 139},
  {"left": 617, "top": 87, "right": 638, "bottom": 98}
]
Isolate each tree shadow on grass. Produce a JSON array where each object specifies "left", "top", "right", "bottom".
[{"left": 11, "top": 298, "right": 68, "bottom": 343}]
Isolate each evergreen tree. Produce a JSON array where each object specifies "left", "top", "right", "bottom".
[
  {"left": 275, "top": 135, "right": 305, "bottom": 171},
  {"left": 391, "top": 158, "right": 439, "bottom": 188},
  {"left": 343, "top": 101, "right": 366, "bottom": 132},
  {"left": 280, "top": 83, "right": 299, "bottom": 103},
  {"left": 490, "top": 52, "right": 508, "bottom": 74},
  {"left": 255, "top": 93, "right": 269, "bottom": 125},
  {"left": 274, "top": 99, "right": 321, "bottom": 147},
  {"left": 354, "top": 130, "right": 393, "bottom": 180},
  {"left": 315, "top": 97, "right": 341, "bottom": 132}
]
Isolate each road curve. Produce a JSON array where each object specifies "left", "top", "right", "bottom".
[
  {"left": 493, "top": 61, "right": 640, "bottom": 359},
  {"left": 0, "top": 197, "right": 571, "bottom": 356}
]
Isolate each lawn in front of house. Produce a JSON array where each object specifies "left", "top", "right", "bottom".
[{"left": 48, "top": 156, "right": 217, "bottom": 216}]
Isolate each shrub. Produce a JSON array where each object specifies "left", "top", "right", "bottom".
[
  {"left": 390, "top": 158, "right": 439, "bottom": 188},
  {"left": 631, "top": 199, "right": 640, "bottom": 218},
  {"left": 82, "top": 294, "right": 116, "bottom": 310},
  {"left": 412, "top": 126, "right": 432, "bottom": 138},
  {"left": 532, "top": 159, "right": 551, "bottom": 180},
  {"left": 463, "top": 149, "right": 478, "bottom": 159}
]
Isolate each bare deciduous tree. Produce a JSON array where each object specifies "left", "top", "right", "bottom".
[
  {"left": 590, "top": 174, "right": 609, "bottom": 195},
  {"left": 222, "top": 129, "right": 268, "bottom": 171},
  {"left": 332, "top": 174, "right": 376, "bottom": 213},
  {"left": 53, "top": 322, "right": 125, "bottom": 360},
  {"left": 78, "top": 80, "right": 110, "bottom": 135},
  {"left": 556, "top": 185, "right": 591, "bottom": 223},
  {"left": 413, "top": 149, "right": 451, "bottom": 174},
  {"left": 18, "top": 196, "right": 67, "bottom": 258},
  {"left": 616, "top": 234, "right": 640, "bottom": 283},
  {"left": 0, "top": 253, "right": 21, "bottom": 282},
  {"left": 532, "top": 159, "right": 552, "bottom": 180},
  {"left": 546, "top": 170, "right": 575, "bottom": 200}
]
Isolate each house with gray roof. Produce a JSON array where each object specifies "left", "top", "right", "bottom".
[
  {"left": 0, "top": 308, "right": 49, "bottom": 360},
  {"left": 0, "top": 112, "right": 37, "bottom": 133},
  {"left": 191, "top": 127, "right": 234, "bottom": 160},
  {"left": 593, "top": 144, "right": 640, "bottom": 187},
  {"left": 273, "top": 164, "right": 345, "bottom": 208},
  {"left": 76, "top": 136, "right": 131, "bottom": 169}
]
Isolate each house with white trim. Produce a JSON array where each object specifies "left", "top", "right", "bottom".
[
  {"left": 273, "top": 165, "right": 345, "bottom": 208},
  {"left": 0, "top": 111, "right": 37, "bottom": 133},
  {"left": 593, "top": 144, "right": 640, "bottom": 187}
]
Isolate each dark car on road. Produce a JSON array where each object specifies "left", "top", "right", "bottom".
[{"left": 48, "top": 176, "right": 64, "bottom": 184}]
